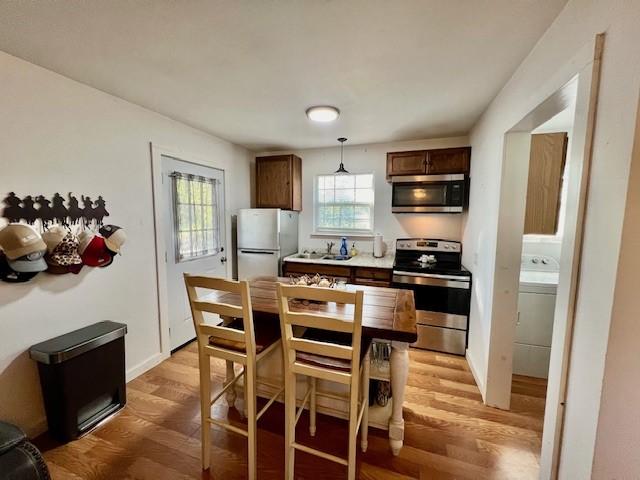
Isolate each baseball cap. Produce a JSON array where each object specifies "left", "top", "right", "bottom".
[
  {"left": 45, "top": 258, "right": 71, "bottom": 275},
  {"left": 77, "top": 229, "right": 95, "bottom": 255},
  {"left": 81, "top": 235, "right": 113, "bottom": 267},
  {"left": 8, "top": 250, "right": 48, "bottom": 273},
  {"left": 49, "top": 231, "right": 82, "bottom": 267},
  {"left": 99, "top": 225, "right": 126, "bottom": 254},
  {"left": 0, "top": 224, "right": 47, "bottom": 260},
  {"left": 42, "top": 226, "right": 67, "bottom": 254},
  {"left": 98, "top": 251, "right": 114, "bottom": 268},
  {"left": 0, "top": 253, "right": 38, "bottom": 283}
]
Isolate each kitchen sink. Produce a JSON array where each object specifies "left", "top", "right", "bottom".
[
  {"left": 321, "top": 254, "right": 352, "bottom": 261},
  {"left": 294, "top": 252, "right": 324, "bottom": 259}
]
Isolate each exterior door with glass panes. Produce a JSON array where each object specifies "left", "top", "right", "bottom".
[{"left": 161, "top": 155, "right": 226, "bottom": 350}]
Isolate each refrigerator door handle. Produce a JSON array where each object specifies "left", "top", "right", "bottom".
[{"left": 239, "top": 249, "right": 276, "bottom": 255}]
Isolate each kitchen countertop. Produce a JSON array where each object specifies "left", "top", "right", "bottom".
[{"left": 283, "top": 251, "right": 395, "bottom": 269}]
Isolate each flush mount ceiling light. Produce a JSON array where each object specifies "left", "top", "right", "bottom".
[
  {"left": 335, "top": 137, "right": 349, "bottom": 174},
  {"left": 306, "top": 105, "right": 340, "bottom": 123}
]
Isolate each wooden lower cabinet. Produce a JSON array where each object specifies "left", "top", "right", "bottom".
[{"left": 282, "top": 262, "right": 392, "bottom": 287}]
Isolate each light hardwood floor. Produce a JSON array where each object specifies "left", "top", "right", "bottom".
[{"left": 37, "top": 343, "right": 547, "bottom": 479}]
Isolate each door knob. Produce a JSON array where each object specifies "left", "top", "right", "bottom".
[{"left": 220, "top": 256, "right": 227, "bottom": 264}]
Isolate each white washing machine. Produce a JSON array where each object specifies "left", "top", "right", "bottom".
[{"left": 513, "top": 254, "right": 559, "bottom": 378}]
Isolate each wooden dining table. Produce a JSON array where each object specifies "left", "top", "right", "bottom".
[{"left": 205, "top": 276, "right": 417, "bottom": 455}]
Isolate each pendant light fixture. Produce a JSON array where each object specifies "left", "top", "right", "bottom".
[{"left": 335, "top": 137, "right": 349, "bottom": 174}]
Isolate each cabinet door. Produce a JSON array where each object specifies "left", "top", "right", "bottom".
[
  {"left": 353, "top": 267, "right": 392, "bottom": 287},
  {"left": 523, "top": 133, "right": 568, "bottom": 235},
  {"left": 256, "top": 155, "right": 292, "bottom": 209},
  {"left": 386, "top": 151, "right": 427, "bottom": 177},
  {"left": 426, "top": 147, "right": 471, "bottom": 175}
]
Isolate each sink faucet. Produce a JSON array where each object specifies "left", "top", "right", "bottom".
[{"left": 326, "top": 241, "right": 335, "bottom": 254}]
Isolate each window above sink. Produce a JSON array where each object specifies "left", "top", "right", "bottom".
[{"left": 313, "top": 173, "right": 375, "bottom": 235}]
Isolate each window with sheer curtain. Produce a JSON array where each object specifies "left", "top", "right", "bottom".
[
  {"left": 314, "top": 173, "right": 375, "bottom": 234},
  {"left": 171, "top": 172, "right": 221, "bottom": 261}
]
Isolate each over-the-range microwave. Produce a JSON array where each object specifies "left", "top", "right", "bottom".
[{"left": 391, "top": 174, "right": 468, "bottom": 213}]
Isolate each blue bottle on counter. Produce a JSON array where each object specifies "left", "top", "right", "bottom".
[{"left": 340, "top": 237, "right": 348, "bottom": 256}]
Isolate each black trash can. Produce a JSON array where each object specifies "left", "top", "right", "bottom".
[{"left": 29, "top": 321, "right": 127, "bottom": 442}]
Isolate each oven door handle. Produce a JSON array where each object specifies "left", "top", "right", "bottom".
[{"left": 393, "top": 272, "right": 470, "bottom": 289}]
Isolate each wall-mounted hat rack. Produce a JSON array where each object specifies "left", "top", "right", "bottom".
[{"left": 2, "top": 192, "right": 109, "bottom": 229}]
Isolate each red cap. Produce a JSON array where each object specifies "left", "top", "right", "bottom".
[{"left": 80, "top": 236, "right": 112, "bottom": 267}]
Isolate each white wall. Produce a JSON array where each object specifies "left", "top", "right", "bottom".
[
  {"left": 592, "top": 96, "right": 640, "bottom": 479},
  {"left": 258, "top": 137, "right": 469, "bottom": 253},
  {"left": 0, "top": 51, "right": 252, "bottom": 436},
  {"left": 462, "top": 0, "right": 640, "bottom": 477}
]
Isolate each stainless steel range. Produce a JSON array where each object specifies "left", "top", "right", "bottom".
[{"left": 392, "top": 239, "right": 471, "bottom": 355}]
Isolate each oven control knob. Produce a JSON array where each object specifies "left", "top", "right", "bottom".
[{"left": 444, "top": 245, "right": 450, "bottom": 249}]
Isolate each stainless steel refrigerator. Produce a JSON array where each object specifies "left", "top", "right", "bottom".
[{"left": 237, "top": 208, "right": 299, "bottom": 280}]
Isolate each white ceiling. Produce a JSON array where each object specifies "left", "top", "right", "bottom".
[{"left": 0, "top": 1, "right": 567, "bottom": 151}]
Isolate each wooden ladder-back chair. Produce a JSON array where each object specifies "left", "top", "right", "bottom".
[
  {"left": 276, "top": 283, "right": 371, "bottom": 480},
  {"left": 184, "top": 274, "right": 283, "bottom": 479}
]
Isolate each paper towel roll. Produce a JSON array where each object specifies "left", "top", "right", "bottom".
[{"left": 373, "top": 234, "right": 384, "bottom": 258}]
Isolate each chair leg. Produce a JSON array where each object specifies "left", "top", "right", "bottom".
[
  {"left": 284, "top": 371, "right": 297, "bottom": 480},
  {"left": 225, "top": 360, "right": 237, "bottom": 407},
  {"left": 309, "top": 377, "right": 317, "bottom": 436},
  {"left": 199, "top": 353, "right": 212, "bottom": 470},
  {"left": 246, "top": 364, "right": 257, "bottom": 480},
  {"left": 361, "top": 350, "right": 370, "bottom": 453},
  {"left": 243, "top": 366, "right": 249, "bottom": 418},
  {"left": 347, "top": 382, "right": 359, "bottom": 480}
]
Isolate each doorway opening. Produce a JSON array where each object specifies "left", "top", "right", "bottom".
[
  {"left": 513, "top": 105, "right": 574, "bottom": 382},
  {"left": 485, "top": 34, "right": 604, "bottom": 479}
]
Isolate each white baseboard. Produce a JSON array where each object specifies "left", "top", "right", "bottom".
[
  {"left": 466, "top": 348, "right": 487, "bottom": 403},
  {"left": 126, "top": 351, "right": 167, "bottom": 382}
]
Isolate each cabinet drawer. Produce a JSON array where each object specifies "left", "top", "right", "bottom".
[
  {"left": 353, "top": 267, "right": 392, "bottom": 282},
  {"left": 283, "top": 262, "right": 351, "bottom": 279},
  {"left": 353, "top": 279, "right": 390, "bottom": 287},
  {"left": 412, "top": 325, "right": 466, "bottom": 355}
]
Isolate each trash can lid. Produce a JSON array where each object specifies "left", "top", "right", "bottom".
[{"left": 29, "top": 321, "right": 127, "bottom": 364}]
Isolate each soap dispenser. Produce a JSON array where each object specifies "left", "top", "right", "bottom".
[{"left": 340, "top": 237, "right": 348, "bottom": 256}]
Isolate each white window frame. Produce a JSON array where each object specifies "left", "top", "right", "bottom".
[
  {"left": 313, "top": 172, "right": 375, "bottom": 236},
  {"left": 170, "top": 172, "right": 222, "bottom": 262}
]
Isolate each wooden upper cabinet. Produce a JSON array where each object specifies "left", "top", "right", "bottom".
[
  {"left": 255, "top": 154, "right": 302, "bottom": 211},
  {"left": 386, "top": 147, "right": 471, "bottom": 179},
  {"left": 426, "top": 147, "right": 471, "bottom": 175},
  {"left": 524, "top": 133, "right": 568, "bottom": 235},
  {"left": 386, "top": 150, "right": 427, "bottom": 178}
]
